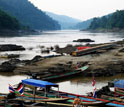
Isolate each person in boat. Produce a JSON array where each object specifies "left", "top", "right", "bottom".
[
  {"left": 87, "top": 92, "right": 93, "bottom": 97},
  {"left": 73, "top": 96, "right": 82, "bottom": 107}
]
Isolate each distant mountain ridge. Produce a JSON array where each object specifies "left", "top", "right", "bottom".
[
  {"left": 0, "top": 0, "right": 60, "bottom": 30},
  {"left": 73, "top": 19, "right": 93, "bottom": 30},
  {"left": 45, "top": 11, "right": 82, "bottom": 29}
]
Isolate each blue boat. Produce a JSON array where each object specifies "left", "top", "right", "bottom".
[
  {"left": 20, "top": 79, "right": 115, "bottom": 106},
  {"left": 6, "top": 79, "right": 124, "bottom": 107}
]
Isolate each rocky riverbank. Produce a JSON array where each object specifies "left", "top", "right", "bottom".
[{"left": 1, "top": 40, "right": 124, "bottom": 78}]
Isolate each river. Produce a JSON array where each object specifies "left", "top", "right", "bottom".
[
  {"left": 0, "top": 30, "right": 124, "bottom": 94},
  {"left": 0, "top": 30, "right": 123, "bottom": 61}
]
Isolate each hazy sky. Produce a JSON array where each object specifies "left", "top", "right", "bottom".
[{"left": 29, "top": 0, "right": 124, "bottom": 21}]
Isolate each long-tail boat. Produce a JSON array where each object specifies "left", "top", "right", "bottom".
[
  {"left": 19, "top": 79, "right": 124, "bottom": 106},
  {"left": 71, "top": 43, "right": 116, "bottom": 56},
  {"left": 2, "top": 79, "right": 124, "bottom": 106},
  {"left": 88, "top": 80, "right": 124, "bottom": 107},
  {"left": 42, "top": 65, "right": 89, "bottom": 81}
]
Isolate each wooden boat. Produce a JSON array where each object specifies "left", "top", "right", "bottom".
[
  {"left": 0, "top": 93, "right": 69, "bottom": 107},
  {"left": 42, "top": 65, "right": 89, "bottom": 81},
  {"left": 18, "top": 79, "right": 111, "bottom": 106},
  {"left": 88, "top": 80, "right": 124, "bottom": 106},
  {"left": 0, "top": 54, "right": 19, "bottom": 59},
  {"left": 11, "top": 79, "right": 124, "bottom": 107},
  {"left": 71, "top": 43, "right": 116, "bottom": 56},
  {"left": 51, "top": 90, "right": 124, "bottom": 107},
  {"left": 101, "top": 94, "right": 124, "bottom": 102},
  {"left": 22, "top": 91, "right": 108, "bottom": 107},
  {"left": 68, "top": 99, "right": 108, "bottom": 106}
]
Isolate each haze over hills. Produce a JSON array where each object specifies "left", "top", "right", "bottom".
[
  {"left": 45, "top": 11, "right": 82, "bottom": 29},
  {"left": 0, "top": 0, "right": 60, "bottom": 30},
  {"left": 73, "top": 19, "right": 93, "bottom": 30}
]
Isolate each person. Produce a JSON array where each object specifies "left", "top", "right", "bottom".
[{"left": 73, "top": 96, "right": 82, "bottom": 107}]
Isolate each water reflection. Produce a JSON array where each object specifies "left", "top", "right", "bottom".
[
  {"left": 0, "top": 74, "right": 27, "bottom": 93},
  {"left": 58, "top": 74, "right": 124, "bottom": 95},
  {"left": 0, "top": 73, "right": 124, "bottom": 95}
]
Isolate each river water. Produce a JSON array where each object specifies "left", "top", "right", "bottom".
[{"left": 0, "top": 30, "right": 124, "bottom": 94}]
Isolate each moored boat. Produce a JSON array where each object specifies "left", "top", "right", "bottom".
[
  {"left": 4, "top": 79, "right": 124, "bottom": 107},
  {"left": 71, "top": 43, "right": 116, "bottom": 56},
  {"left": 42, "top": 65, "right": 89, "bottom": 81},
  {"left": 89, "top": 80, "right": 124, "bottom": 106},
  {"left": 17, "top": 79, "right": 124, "bottom": 106}
]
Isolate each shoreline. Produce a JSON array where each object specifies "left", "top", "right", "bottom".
[
  {"left": 0, "top": 29, "right": 42, "bottom": 37},
  {"left": 82, "top": 29, "right": 124, "bottom": 33},
  {"left": 11, "top": 40, "right": 124, "bottom": 78}
]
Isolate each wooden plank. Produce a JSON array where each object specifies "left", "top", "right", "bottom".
[
  {"left": 44, "top": 102, "right": 72, "bottom": 106},
  {"left": 101, "top": 95, "right": 124, "bottom": 102}
]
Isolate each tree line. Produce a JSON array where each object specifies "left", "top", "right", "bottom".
[
  {"left": 0, "top": 0, "right": 61, "bottom": 30},
  {"left": 89, "top": 10, "right": 124, "bottom": 30},
  {"left": 0, "top": 8, "right": 21, "bottom": 30}
]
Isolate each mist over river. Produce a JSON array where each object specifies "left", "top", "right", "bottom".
[{"left": 0, "top": 30, "right": 124, "bottom": 94}]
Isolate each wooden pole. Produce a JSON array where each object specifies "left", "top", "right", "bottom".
[
  {"left": 58, "top": 86, "right": 59, "bottom": 98},
  {"left": 45, "top": 87, "right": 47, "bottom": 97},
  {"left": 33, "top": 87, "right": 36, "bottom": 102},
  {"left": 115, "top": 87, "right": 116, "bottom": 97},
  {"left": 22, "top": 84, "right": 24, "bottom": 100}
]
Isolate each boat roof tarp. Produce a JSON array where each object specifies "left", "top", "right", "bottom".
[
  {"left": 22, "top": 79, "right": 58, "bottom": 88},
  {"left": 114, "top": 80, "right": 124, "bottom": 88},
  {"left": 77, "top": 46, "right": 90, "bottom": 51}
]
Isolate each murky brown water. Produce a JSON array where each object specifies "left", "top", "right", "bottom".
[{"left": 1, "top": 73, "right": 124, "bottom": 95}]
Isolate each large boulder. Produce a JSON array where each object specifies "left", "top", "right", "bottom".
[
  {"left": 0, "top": 61, "right": 16, "bottom": 72},
  {"left": 55, "top": 44, "right": 76, "bottom": 54},
  {"left": 8, "top": 59, "right": 21, "bottom": 65},
  {"left": 0, "top": 44, "right": 25, "bottom": 51},
  {"left": 73, "top": 39, "right": 95, "bottom": 42}
]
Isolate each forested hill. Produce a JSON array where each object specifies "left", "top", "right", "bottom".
[
  {"left": 73, "top": 19, "right": 93, "bottom": 30},
  {"left": 0, "top": 8, "right": 21, "bottom": 30},
  {"left": 0, "top": 0, "right": 61, "bottom": 30},
  {"left": 89, "top": 10, "right": 124, "bottom": 31}
]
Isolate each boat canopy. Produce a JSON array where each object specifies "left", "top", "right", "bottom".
[
  {"left": 77, "top": 46, "right": 90, "bottom": 50},
  {"left": 114, "top": 80, "right": 124, "bottom": 88},
  {"left": 22, "top": 79, "right": 58, "bottom": 88}
]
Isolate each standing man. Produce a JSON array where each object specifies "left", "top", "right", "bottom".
[{"left": 73, "top": 96, "right": 82, "bottom": 107}]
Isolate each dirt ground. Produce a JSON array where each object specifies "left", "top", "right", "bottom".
[{"left": 13, "top": 44, "right": 124, "bottom": 75}]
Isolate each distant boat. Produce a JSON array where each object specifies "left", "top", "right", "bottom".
[{"left": 0, "top": 54, "right": 19, "bottom": 59}]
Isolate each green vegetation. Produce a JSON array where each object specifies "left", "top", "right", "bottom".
[
  {"left": 89, "top": 10, "right": 124, "bottom": 31},
  {"left": 0, "top": 8, "right": 20, "bottom": 30},
  {"left": 0, "top": 0, "right": 60, "bottom": 30}
]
